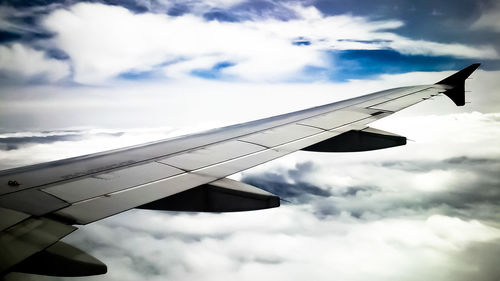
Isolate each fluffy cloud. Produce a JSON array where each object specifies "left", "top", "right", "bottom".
[
  {"left": 40, "top": 3, "right": 497, "bottom": 84},
  {"left": 0, "top": 43, "right": 70, "bottom": 82},
  {"left": 44, "top": 209, "right": 499, "bottom": 281},
  {"left": 42, "top": 3, "right": 323, "bottom": 83}
]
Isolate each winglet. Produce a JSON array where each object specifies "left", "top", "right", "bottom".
[{"left": 435, "top": 63, "right": 480, "bottom": 106}]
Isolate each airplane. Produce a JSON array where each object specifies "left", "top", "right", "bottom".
[{"left": 0, "top": 63, "right": 480, "bottom": 278}]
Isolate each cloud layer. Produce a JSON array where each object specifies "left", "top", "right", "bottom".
[
  {"left": 34, "top": 3, "right": 498, "bottom": 83},
  {"left": 0, "top": 43, "right": 70, "bottom": 82},
  {"left": 2, "top": 110, "right": 500, "bottom": 281},
  {"left": 1, "top": 68, "right": 497, "bottom": 132}
]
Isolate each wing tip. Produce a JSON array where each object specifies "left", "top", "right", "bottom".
[
  {"left": 436, "top": 63, "right": 481, "bottom": 86},
  {"left": 436, "top": 63, "right": 481, "bottom": 106}
]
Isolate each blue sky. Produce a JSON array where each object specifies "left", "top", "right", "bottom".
[{"left": 1, "top": 1, "right": 500, "bottom": 281}]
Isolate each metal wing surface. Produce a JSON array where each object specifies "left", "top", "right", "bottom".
[{"left": 0, "top": 64, "right": 480, "bottom": 278}]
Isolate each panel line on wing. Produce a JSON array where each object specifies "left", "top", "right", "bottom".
[
  {"left": 158, "top": 140, "right": 266, "bottom": 171},
  {"left": 294, "top": 123, "right": 329, "bottom": 131},
  {"left": 363, "top": 87, "right": 435, "bottom": 111},
  {"left": 297, "top": 113, "right": 373, "bottom": 131},
  {"left": 236, "top": 139, "right": 271, "bottom": 149},
  {"left": 348, "top": 86, "right": 426, "bottom": 108},
  {"left": 42, "top": 162, "right": 185, "bottom": 204},
  {"left": 154, "top": 160, "right": 189, "bottom": 172},
  {"left": 237, "top": 123, "right": 324, "bottom": 148},
  {"left": 368, "top": 87, "right": 432, "bottom": 107},
  {"left": 62, "top": 129, "right": 334, "bottom": 207}
]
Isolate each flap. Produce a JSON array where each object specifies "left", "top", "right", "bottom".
[{"left": 137, "top": 178, "right": 280, "bottom": 212}]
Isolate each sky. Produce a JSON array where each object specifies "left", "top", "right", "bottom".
[{"left": 1, "top": 0, "right": 500, "bottom": 280}]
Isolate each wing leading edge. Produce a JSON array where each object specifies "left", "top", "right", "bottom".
[{"left": 0, "top": 64, "right": 480, "bottom": 278}]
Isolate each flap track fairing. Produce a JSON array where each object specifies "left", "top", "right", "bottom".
[
  {"left": 301, "top": 127, "right": 406, "bottom": 152},
  {"left": 137, "top": 178, "right": 280, "bottom": 212},
  {"left": 13, "top": 241, "right": 107, "bottom": 277}
]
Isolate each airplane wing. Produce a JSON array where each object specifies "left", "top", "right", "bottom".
[{"left": 0, "top": 64, "right": 480, "bottom": 278}]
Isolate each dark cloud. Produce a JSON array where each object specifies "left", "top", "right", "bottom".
[
  {"left": 203, "top": 9, "right": 239, "bottom": 22},
  {"left": 450, "top": 239, "right": 500, "bottom": 281},
  {"left": 190, "top": 61, "right": 237, "bottom": 79},
  {"left": 0, "top": 134, "right": 84, "bottom": 149},
  {"left": 313, "top": 0, "right": 500, "bottom": 53},
  {"left": 0, "top": 131, "right": 124, "bottom": 150},
  {"left": 243, "top": 156, "right": 500, "bottom": 221},
  {"left": 167, "top": 3, "right": 189, "bottom": 17},
  {"left": 243, "top": 174, "right": 331, "bottom": 203},
  {"left": 242, "top": 161, "right": 332, "bottom": 203},
  {"left": 45, "top": 48, "right": 70, "bottom": 60},
  {"left": 2, "top": 0, "right": 67, "bottom": 8},
  {"left": 313, "top": 0, "right": 486, "bottom": 24},
  {"left": 229, "top": 0, "right": 298, "bottom": 21},
  {"left": 99, "top": 0, "right": 149, "bottom": 13},
  {"left": 0, "top": 3, "right": 62, "bottom": 41},
  {"left": 341, "top": 185, "right": 380, "bottom": 197},
  {"left": 2, "top": 0, "right": 499, "bottom": 50},
  {"left": 0, "top": 0, "right": 147, "bottom": 48},
  {"left": 0, "top": 30, "right": 22, "bottom": 43},
  {"left": 384, "top": 155, "right": 499, "bottom": 179}
]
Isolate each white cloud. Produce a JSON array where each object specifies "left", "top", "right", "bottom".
[
  {"left": 388, "top": 39, "right": 498, "bottom": 58},
  {"left": 199, "top": 0, "right": 246, "bottom": 9},
  {"left": 51, "top": 208, "right": 500, "bottom": 281},
  {"left": 0, "top": 43, "right": 70, "bottom": 82},
  {"left": 41, "top": 3, "right": 497, "bottom": 84},
  {"left": 42, "top": 3, "right": 324, "bottom": 83}
]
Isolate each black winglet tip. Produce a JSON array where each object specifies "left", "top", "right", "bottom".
[
  {"left": 436, "top": 63, "right": 481, "bottom": 86},
  {"left": 469, "top": 63, "right": 481, "bottom": 71},
  {"left": 464, "top": 63, "right": 481, "bottom": 71},
  {"left": 436, "top": 63, "right": 481, "bottom": 107}
]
